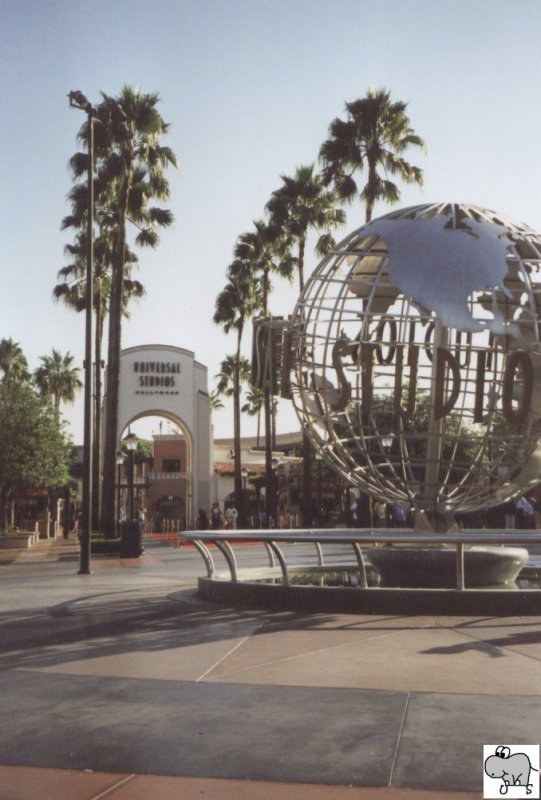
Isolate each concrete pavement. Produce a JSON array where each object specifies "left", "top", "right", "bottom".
[{"left": 1, "top": 534, "right": 540, "bottom": 798}]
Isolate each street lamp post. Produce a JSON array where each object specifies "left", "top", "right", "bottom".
[
  {"left": 315, "top": 453, "right": 323, "bottom": 526},
  {"left": 69, "top": 90, "right": 95, "bottom": 575},
  {"left": 116, "top": 450, "right": 125, "bottom": 535},
  {"left": 271, "top": 457, "right": 279, "bottom": 528},
  {"left": 241, "top": 467, "right": 248, "bottom": 528},
  {"left": 123, "top": 432, "right": 138, "bottom": 522}
]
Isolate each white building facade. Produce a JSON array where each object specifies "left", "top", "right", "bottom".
[{"left": 108, "top": 344, "right": 212, "bottom": 526}]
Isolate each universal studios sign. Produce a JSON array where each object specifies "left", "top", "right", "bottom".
[{"left": 133, "top": 360, "right": 181, "bottom": 394}]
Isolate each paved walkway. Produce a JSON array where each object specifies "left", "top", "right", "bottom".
[{"left": 1, "top": 534, "right": 541, "bottom": 798}]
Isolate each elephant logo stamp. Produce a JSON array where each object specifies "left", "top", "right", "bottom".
[{"left": 484, "top": 745, "right": 540, "bottom": 798}]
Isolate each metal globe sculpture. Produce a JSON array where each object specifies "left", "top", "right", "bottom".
[{"left": 287, "top": 203, "right": 541, "bottom": 527}]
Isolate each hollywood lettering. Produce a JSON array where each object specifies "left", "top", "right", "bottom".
[
  {"left": 330, "top": 325, "right": 534, "bottom": 427},
  {"left": 133, "top": 361, "right": 181, "bottom": 389}
]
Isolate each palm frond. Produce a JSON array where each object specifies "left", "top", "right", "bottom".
[
  {"left": 135, "top": 227, "right": 159, "bottom": 248},
  {"left": 147, "top": 207, "right": 174, "bottom": 227}
]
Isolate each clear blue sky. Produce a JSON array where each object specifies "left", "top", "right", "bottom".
[{"left": 2, "top": 0, "right": 541, "bottom": 441}]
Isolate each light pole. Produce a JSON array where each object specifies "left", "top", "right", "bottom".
[
  {"left": 123, "top": 432, "right": 138, "bottom": 522},
  {"left": 315, "top": 453, "right": 322, "bottom": 526},
  {"left": 69, "top": 90, "right": 95, "bottom": 575},
  {"left": 116, "top": 450, "right": 125, "bottom": 535},
  {"left": 241, "top": 467, "right": 248, "bottom": 528},
  {"left": 271, "top": 457, "right": 279, "bottom": 528}
]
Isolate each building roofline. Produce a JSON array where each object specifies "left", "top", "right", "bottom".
[
  {"left": 213, "top": 430, "right": 302, "bottom": 448},
  {"left": 121, "top": 344, "right": 207, "bottom": 371}
]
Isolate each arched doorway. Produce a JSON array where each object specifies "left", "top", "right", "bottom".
[
  {"left": 156, "top": 494, "right": 186, "bottom": 530},
  {"left": 104, "top": 345, "right": 211, "bottom": 530},
  {"left": 117, "top": 417, "right": 192, "bottom": 532}
]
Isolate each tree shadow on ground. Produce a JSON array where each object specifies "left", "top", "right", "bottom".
[
  {"left": 421, "top": 626, "right": 541, "bottom": 658},
  {"left": 0, "top": 591, "right": 347, "bottom": 673}
]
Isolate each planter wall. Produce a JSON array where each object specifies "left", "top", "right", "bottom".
[{"left": 0, "top": 534, "right": 34, "bottom": 549}]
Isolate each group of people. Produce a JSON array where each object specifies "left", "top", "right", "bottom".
[
  {"left": 197, "top": 502, "right": 239, "bottom": 531},
  {"left": 458, "top": 495, "right": 538, "bottom": 530},
  {"left": 196, "top": 493, "right": 539, "bottom": 533},
  {"left": 506, "top": 495, "right": 537, "bottom": 529},
  {"left": 348, "top": 496, "right": 411, "bottom": 528}
]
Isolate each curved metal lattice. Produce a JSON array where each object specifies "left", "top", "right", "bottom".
[{"left": 288, "top": 203, "right": 541, "bottom": 518}]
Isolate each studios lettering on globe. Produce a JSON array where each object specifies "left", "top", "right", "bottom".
[{"left": 330, "top": 322, "right": 538, "bottom": 428}]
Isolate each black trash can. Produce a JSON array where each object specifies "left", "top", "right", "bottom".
[{"left": 120, "top": 520, "right": 143, "bottom": 558}]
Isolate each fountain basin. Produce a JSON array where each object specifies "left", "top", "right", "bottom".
[{"left": 365, "top": 546, "right": 529, "bottom": 589}]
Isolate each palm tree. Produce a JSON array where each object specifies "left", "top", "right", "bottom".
[
  {"left": 215, "top": 355, "right": 252, "bottom": 398},
  {"left": 242, "top": 387, "right": 264, "bottom": 448},
  {"left": 214, "top": 354, "right": 252, "bottom": 492},
  {"left": 54, "top": 235, "right": 144, "bottom": 452},
  {"left": 58, "top": 192, "right": 145, "bottom": 531},
  {"left": 214, "top": 261, "right": 262, "bottom": 518},
  {"left": 67, "top": 85, "right": 177, "bottom": 534},
  {"left": 234, "top": 220, "right": 295, "bottom": 315},
  {"left": 55, "top": 231, "right": 144, "bottom": 339},
  {"left": 266, "top": 164, "right": 346, "bottom": 526},
  {"left": 0, "top": 338, "right": 29, "bottom": 383},
  {"left": 233, "top": 221, "right": 296, "bottom": 524},
  {"left": 266, "top": 164, "right": 345, "bottom": 292},
  {"left": 208, "top": 389, "right": 225, "bottom": 412},
  {"left": 320, "top": 87, "right": 426, "bottom": 223},
  {"left": 34, "top": 349, "right": 82, "bottom": 415}
]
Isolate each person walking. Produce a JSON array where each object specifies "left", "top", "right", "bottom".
[
  {"left": 515, "top": 495, "right": 536, "bottom": 529},
  {"left": 373, "top": 499, "right": 387, "bottom": 528},
  {"left": 211, "top": 501, "right": 222, "bottom": 530},
  {"left": 391, "top": 503, "right": 407, "bottom": 528}
]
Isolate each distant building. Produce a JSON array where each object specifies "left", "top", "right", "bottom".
[{"left": 146, "top": 433, "right": 188, "bottom": 529}]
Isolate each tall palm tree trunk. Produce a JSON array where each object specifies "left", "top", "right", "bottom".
[
  {"left": 256, "top": 408, "right": 261, "bottom": 448},
  {"left": 233, "top": 334, "right": 243, "bottom": 521},
  {"left": 271, "top": 396, "right": 276, "bottom": 451},
  {"left": 264, "top": 385, "right": 273, "bottom": 526},
  {"left": 298, "top": 236, "right": 306, "bottom": 293},
  {"left": 101, "top": 200, "right": 129, "bottom": 535},
  {"left": 92, "top": 295, "right": 103, "bottom": 529},
  {"left": 297, "top": 238, "right": 312, "bottom": 527},
  {"left": 365, "top": 163, "right": 378, "bottom": 223},
  {"left": 302, "top": 429, "right": 313, "bottom": 527}
]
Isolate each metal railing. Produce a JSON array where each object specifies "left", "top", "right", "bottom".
[{"left": 179, "top": 528, "right": 541, "bottom": 591}]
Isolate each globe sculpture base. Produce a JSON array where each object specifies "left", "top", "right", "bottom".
[
  {"left": 365, "top": 546, "right": 528, "bottom": 589},
  {"left": 197, "top": 573, "right": 541, "bottom": 616},
  {"left": 182, "top": 528, "right": 540, "bottom": 616}
]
